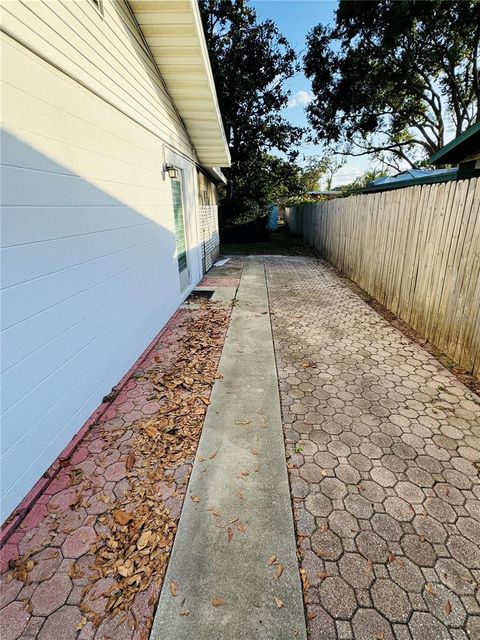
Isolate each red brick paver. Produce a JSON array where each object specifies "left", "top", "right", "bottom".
[
  {"left": 0, "top": 297, "right": 233, "bottom": 639},
  {"left": 266, "top": 257, "right": 480, "bottom": 640}
]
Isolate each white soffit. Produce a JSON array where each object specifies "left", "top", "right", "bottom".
[{"left": 129, "top": 0, "right": 231, "bottom": 168}]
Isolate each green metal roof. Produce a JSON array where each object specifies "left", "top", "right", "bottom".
[
  {"left": 428, "top": 121, "right": 480, "bottom": 166},
  {"left": 361, "top": 170, "right": 461, "bottom": 194}
]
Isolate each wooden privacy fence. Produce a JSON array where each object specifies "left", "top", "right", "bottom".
[{"left": 285, "top": 178, "right": 480, "bottom": 378}]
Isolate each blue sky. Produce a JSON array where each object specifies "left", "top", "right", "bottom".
[{"left": 251, "top": 0, "right": 371, "bottom": 186}]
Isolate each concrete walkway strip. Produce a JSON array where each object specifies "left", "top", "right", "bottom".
[{"left": 150, "top": 258, "right": 307, "bottom": 640}]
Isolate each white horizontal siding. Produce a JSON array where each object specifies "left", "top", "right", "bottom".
[{"left": 0, "top": 28, "right": 203, "bottom": 520}]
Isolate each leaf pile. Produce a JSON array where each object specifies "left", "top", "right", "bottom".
[
  {"left": 7, "top": 299, "right": 230, "bottom": 637},
  {"left": 78, "top": 302, "right": 231, "bottom": 627}
]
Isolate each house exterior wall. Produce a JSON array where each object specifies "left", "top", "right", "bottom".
[
  {"left": 0, "top": 0, "right": 209, "bottom": 521},
  {"left": 198, "top": 172, "right": 218, "bottom": 207}
]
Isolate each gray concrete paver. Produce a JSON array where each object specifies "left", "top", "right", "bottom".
[
  {"left": 150, "top": 259, "right": 306, "bottom": 640},
  {"left": 265, "top": 256, "right": 480, "bottom": 640}
]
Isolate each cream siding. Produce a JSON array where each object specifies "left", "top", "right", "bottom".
[
  {"left": 0, "top": 0, "right": 208, "bottom": 521},
  {"left": 1, "top": 0, "right": 193, "bottom": 155}
]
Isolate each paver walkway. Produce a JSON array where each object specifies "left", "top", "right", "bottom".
[
  {"left": 265, "top": 256, "right": 480, "bottom": 640},
  {"left": 2, "top": 254, "right": 480, "bottom": 640}
]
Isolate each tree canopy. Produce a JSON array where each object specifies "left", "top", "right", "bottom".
[
  {"left": 262, "top": 155, "right": 331, "bottom": 204},
  {"left": 304, "top": 0, "right": 480, "bottom": 170},
  {"left": 338, "top": 169, "right": 389, "bottom": 196},
  {"left": 198, "top": 0, "right": 302, "bottom": 229}
]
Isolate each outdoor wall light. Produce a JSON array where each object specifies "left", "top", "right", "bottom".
[{"left": 164, "top": 163, "right": 179, "bottom": 179}]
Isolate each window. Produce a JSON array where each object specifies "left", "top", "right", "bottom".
[{"left": 171, "top": 177, "right": 188, "bottom": 275}]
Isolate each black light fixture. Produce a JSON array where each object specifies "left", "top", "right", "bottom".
[{"left": 164, "top": 163, "right": 179, "bottom": 179}]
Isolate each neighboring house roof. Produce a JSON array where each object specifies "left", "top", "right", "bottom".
[
  {"left": 362, "top": 168, "right": 458, "bottom": 193},
  {"left": 369, "top": 168, "right": 456, "bottom": 187},
  {"left": 428, "top": 121, "right": 480, "bottom": 166},
  {"left": 359, "top": 124, "right": 480, "bottom": 194},
  {"left": 130, "top": 0, "right": 230, "bottom": 168}
]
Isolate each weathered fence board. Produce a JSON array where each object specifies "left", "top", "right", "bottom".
[{"left": 286, "top": 178, "right": 480, "bottom": 377}]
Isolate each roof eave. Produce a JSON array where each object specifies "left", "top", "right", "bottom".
[
  {"left": 204, "top": 166, "right": 227, "bottom": 185},
  {"left": 129, "top": 0, "right": 231, "bottom": 168},
  {"left": 428, "top": 121, "right": 480, "bottom": 166}
]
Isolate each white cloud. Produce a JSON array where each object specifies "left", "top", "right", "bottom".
[
  {"left": 287, "top": 90, "right": 314, "bottom": 109},
  {"left": 331, "top": 164, "right": 365, "bottom": 188}
]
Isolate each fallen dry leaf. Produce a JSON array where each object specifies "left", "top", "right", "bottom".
[
  {"left": 300, "top": 567, "right": 309, "bottom": 592},
  {"left": 267, "top": 556, "right": 277, "bottom": 566},
  {"left": 445, "top": 600, "right": 452, "bottom": 614},
  {"left": 179, "top": 609, "right": 190, "bottom": 616},
  {"left": 211, "top": 598, "right": 226, "bottom": 607},
  {"left": 137, "top": 530, "right": 152, "bottom": 550},
  {"left": 170, "top": 581, "right": 177, "bottom": 597},
  {"left": 209, "top": 449, "right": 218, "bottom": 459},
  {"left": 227, "top": 527, "right": 234, "bottom": 543},
  {"left": 76, "top": 616, "right": 88, "bottom": 631},
  {"left": 117, "top": 563, "right": 133, "bottom": 578},
  {"left": 273, "top": 563, "right": 284, "bottom": 581},
  {"left": 190, "top": 495, "right": 200, "bottom": 502},
  {"left": 126, "top": 452, "right": 135, "bottom": 471},
  {"left": 113, "top": 510, "right": 133, "bottom": 526},
  {"left": 273, "top": 596, "right": 284, "bottom": 608}
]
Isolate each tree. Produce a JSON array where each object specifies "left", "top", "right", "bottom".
[
  {"left": 304, "top": 1, "right": 480, "bottom": 169},
  {"left": 198, "top": 0, "right": 302, "bottom": 229},
  {"left": 309, "top": 154, "right": 346, "bottom": 191},
  {"left": 263, "top": 156, "right": 326, "bottom": 204},
  {"left": 338, "top": 169, "right": 389, "bottom": 196}
]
